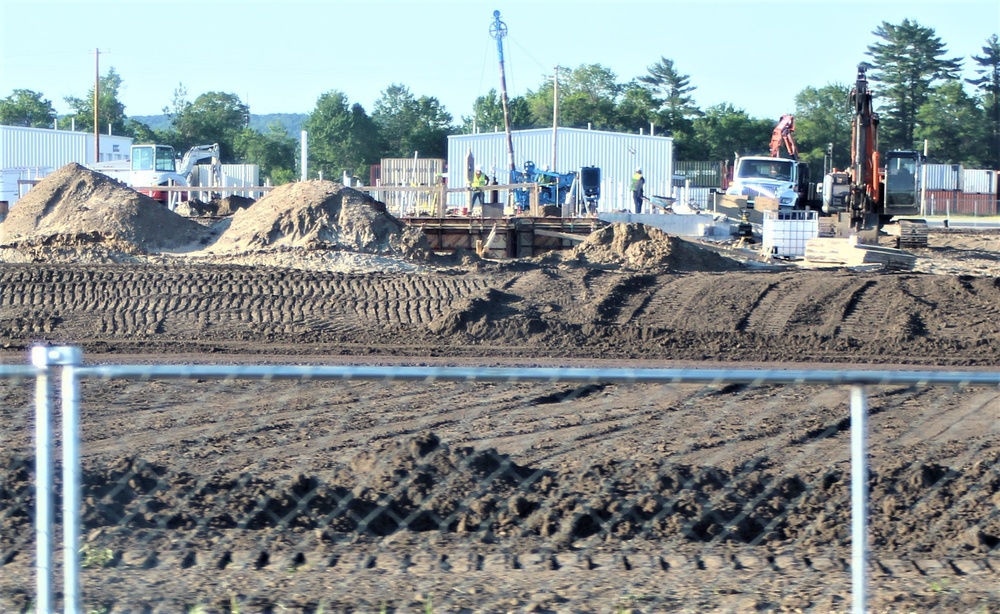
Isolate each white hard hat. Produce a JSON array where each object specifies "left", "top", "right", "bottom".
[
  {"left": 475, "top": 165, "right": 482, "bottom": 172},
  {"left": 636, "top": 167, "right": 642, "bottom": 173}
]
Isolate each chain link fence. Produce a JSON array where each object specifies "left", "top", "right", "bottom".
[{"left": 1, "top": 347, "right": 998, "bottom": 613}]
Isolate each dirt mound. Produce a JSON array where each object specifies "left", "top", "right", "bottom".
[
  {"left": 567, "top": 222, "right": 744, "bottom": 272},
  {"left": 206, "top": 180, "right": 430, "bottom": 259},
  {"left": 0, "top": 163, "right": 209, "bottom": 252}
]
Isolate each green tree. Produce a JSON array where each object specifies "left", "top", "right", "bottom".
[
  {"left": 63, "top": 67, "right": 128, "bottom": 134},
  {"left": 304, "top": 90, "right": 380, "bottom": 180},
  {"left": 637, "top": 56, "right": 702, "bottom": 137},
  {"left": 371, "top": 84, "right": 453, "bottom": 159},
  {"left": 526, "top": 64, "right": 620, "bottom": 130},
  {"left": 966, "top": 34, "right": 1000, "bottom": 168},
  {"left": 234, "top": 124, "right": 297, "bottom": 185},
  {"left": 123, "top": 119, "right": 158, "bottom": 143},
  {"left": 614, "top": 82, "right": 659, "bottom": 133},
  {"left": 169, "top": 91, "right": 249, "bottom": 162},
  {"left": 793, "top": 83, "right": 853, "bottom": 172},
  {"left": 916, "top": 81, "right": 989, "bottom": 165},
  {"left": 461, "top": 89, "right": 532, "bottom": 133},
  {"left": 865, "top": 19, "right": 963, "bottom": 150},
  {"left": 0, "top": 89, "right": 56, "bottom": 128},
  {"left": 690, "top": 103, "right": 774, "bottom": 161}
]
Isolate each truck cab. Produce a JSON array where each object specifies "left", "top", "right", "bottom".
[{"left": 725, "top": 156, "right": 806, "bottom": 208}]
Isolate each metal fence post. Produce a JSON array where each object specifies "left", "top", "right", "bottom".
[
  {"left": 30, "top": 347, "right": 55, "bottom": 614},
  {"left": 851, "top": 384, "right": 869, "bottom": 614},
  {"left": 31, "top": 345, "right": 83, "bottom": 614}
]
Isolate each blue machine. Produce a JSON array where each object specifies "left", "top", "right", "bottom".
[{"left": 509, "top": 161, "right": 581, "bottom": 213}]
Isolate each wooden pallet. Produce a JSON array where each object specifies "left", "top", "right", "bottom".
[{"left": 803, "top": 237, "right": 916, "bottom": 271}]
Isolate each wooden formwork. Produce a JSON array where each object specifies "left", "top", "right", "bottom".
[{"left": 403, "top": 216, "right": 601, "bottom": 259}]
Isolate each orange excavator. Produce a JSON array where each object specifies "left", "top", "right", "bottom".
[
  {"left": 769, "top": 114, "right": 799, "bottom": 160},
  {"left": 821, "top": 64, "right": 927, "bottom": 248}
]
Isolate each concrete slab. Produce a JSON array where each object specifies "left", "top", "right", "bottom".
[{"left": 598, "top": 212, "right": 733, "bottom": 238}]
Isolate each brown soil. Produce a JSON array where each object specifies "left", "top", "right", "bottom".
[{"left": 0, "top": 164, "right": 998, "bottom": 613}]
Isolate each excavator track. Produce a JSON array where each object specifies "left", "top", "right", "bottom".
[{"left": 893, "top": 219, "right": 929, "bottom": 249}]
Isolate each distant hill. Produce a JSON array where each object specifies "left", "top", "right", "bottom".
[{"left": 130, "top": 113, "right": 307, "bottom": 137}]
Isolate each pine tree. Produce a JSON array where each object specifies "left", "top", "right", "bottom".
[{"left": 865, "top": 19, "right": 963, "bottom": 151}]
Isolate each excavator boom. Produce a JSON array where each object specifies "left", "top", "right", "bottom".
[{"left": 769, "top": 114, "right": 799, "bottom": 159}]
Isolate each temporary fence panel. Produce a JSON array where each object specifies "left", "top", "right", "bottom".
[
  {"left": 763, "top": 209, "right": 819, "bottom": 257},
  {"left": 376, "top": 158, "right": 446, "bottom": 215},
  {"left": 192, "top": 163, "right": 262, "bottom": 199},
  {"left": 674, "top": 160, "right": 725, "bottom": 188},
  {"left": 0, "top": 166, "right": 56, "bottom": 206},
  {"left": 4, "top": 347, "right": 999, "bottom": 614}
]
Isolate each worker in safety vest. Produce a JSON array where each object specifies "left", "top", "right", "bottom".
[
  {"left": 630, "top": 168, "right": 645, "bottom": 214},
  {"left": 470, "top": 165, "right": 487, "bottom": 209}
]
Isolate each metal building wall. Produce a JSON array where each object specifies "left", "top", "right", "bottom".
[
  {"left": 448, "top": 128, "right": 674, "bottom": 211},
  {"left": 1, "top": 126, "right": 132, "bottom": 204},
  {"left": 1, "top": 125, "right": 131, "bottom": 168}
]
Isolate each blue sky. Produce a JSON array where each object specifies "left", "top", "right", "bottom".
[{"left": 1, "top": 0, "right": 997, "bottom": 124}]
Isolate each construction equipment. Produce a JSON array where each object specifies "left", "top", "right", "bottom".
[
  {"left": 769, "top": 114, "right": 799, "bottom": 159},
  {"left": 821, "top": 65, "right": 927, "bottom": 248},
  {"left": 509, "top": 161, "right": 577, "bottom": 212},
  {"left": 489, "top": 11, "right": 596, "bottom": 217},
  {"left": 724, "top": 115, "right": 819, "bottom": 213},
  {"left": 92, "top": 143, "right": 221, "bottom": 206}
]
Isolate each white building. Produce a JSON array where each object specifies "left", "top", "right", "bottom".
[
  {"left": 448, "top": 127, "right": 674, "bottom": 211},
  {"left": 0, "top": 125, "right": 132, "bottom": 205}
]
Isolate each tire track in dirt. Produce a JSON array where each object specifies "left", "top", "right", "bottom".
[
  {"left": 0, "top": 264, "right": 494, "bottom": 342},
  {"left": 613, "top": 274, "right": 720, "bottom": 328},
  {"left": 739, "top": 276, "right": 808, "bottom": 335}
]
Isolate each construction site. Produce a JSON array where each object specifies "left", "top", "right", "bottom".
[
  {"left": 0, "top": 7, "right": 999, "bottom": 610},
  {"left": 0, "top": 156, "right": 998, "bottom": 612}
]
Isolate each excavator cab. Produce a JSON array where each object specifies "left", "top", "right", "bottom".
[{"left": 883, "top": 151, "right": 920, "bottom": 214}]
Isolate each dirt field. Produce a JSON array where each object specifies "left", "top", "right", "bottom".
[{"left": 0, "top": 165, "right": 998, "bottom": 613}]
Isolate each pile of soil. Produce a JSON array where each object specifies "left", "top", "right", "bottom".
[
  {"left": 206, "top": 180, "right": 431, "bottom": 260},
  {"left": 565, "top": 222, "right": 744, "bottom": 272},
  {"left": 0, "top": 163, "right": 209, "bottom": 253}
]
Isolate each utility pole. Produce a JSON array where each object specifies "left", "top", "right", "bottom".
[
  {"left": 93, "top": 48, "right": 101, "bottom": 163},
  {"left": 552, "top": 65, "right": 559, "bottom": 172}
]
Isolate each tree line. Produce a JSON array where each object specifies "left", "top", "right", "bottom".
[{"left": 2, "top": 20, "right": 998, "bottom": 185}]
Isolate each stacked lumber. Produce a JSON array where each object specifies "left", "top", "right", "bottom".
[{"left": 804, "top": 236, "right": 916, "bottom": 271}]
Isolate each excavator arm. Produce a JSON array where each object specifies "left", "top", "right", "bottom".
[{"left": 769, "top": 114, "right": 799, "bottom": 159}]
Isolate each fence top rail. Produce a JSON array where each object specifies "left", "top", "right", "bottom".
[
  {"left": 69, "top": 364, "right": 1000, "bottom": 387},
  {"left": 0, "top": 365, "right": 42, "bottom": 378}
]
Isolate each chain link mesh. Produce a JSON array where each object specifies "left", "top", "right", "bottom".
[{"left": 1, "top": 366, "right": 998, "bottom": 613}]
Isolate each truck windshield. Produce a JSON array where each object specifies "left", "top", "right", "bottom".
[{"left": 738, "top": 160, "right": 793, "bottom": 181}]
